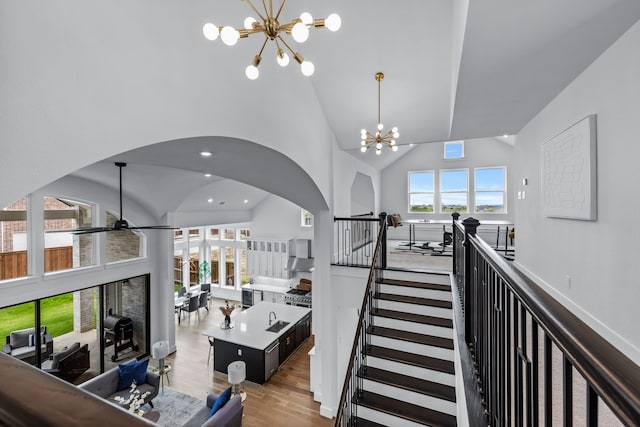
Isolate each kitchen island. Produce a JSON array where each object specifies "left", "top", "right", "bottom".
[{"left": 202, "top": 301, "right": 311, "bottom": 384}]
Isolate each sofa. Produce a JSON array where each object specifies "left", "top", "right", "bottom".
[
  {"left": 78, "top": 359, "right": 160, "bottom": 410},
  {"left": 182, "top": 393, "right": 243, "bottom": 427},
  {"left": 42, "top": 342, "right": 90, "bottom": 382},
  {"left": 2, "top": 326, "right": 54, "bottom": 365}
]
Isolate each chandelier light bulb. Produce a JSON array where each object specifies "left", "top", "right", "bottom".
[
  {"left": 361, "top": 146, "right": 367, "bottom": 153},
  {"left": 300, "top": 60, "right": 315, "bottom": 76},
  {"left": 203, "top": 23, "right": 219, "bottom": 41},
  {"left": 392, "top": 127, "right": 398, "bottom": 133},
  {"left": 393, "top": 131, "right": 400, "bottom": 138},
  {"left": 360, "top": 129, "right": 367, "bottom": 136},
  {"left": 220, "top": 26, "right": 240, "bottom": 46},
  {"left": 244, "top": 17, "right": 257, "bottom": 29},
  {"left": 390, "top": 140, "right": 396, "bottom": 146},
  {"left": 360, "top": 140, "right": 366, "bottom": 146},
  {"left": 277, "top": 49, "right": 290, "bottom": 67},
  {"left": 325, "top": 13, "right": 342, "bottom": 32},
  {"left": 392, "top": 146, "right": 398, "bottom": 152},
  {"left": 377, "top": 123, "right": 384, "bottom": 131},
  {"left": 376, "top": 149, "right": 382, "bottom": 155},
  {"left": 376, "top": 143, "right": 382, "bottom": 150},
  {"left": 291, "top": 22, "right": 310, "bottom": 43},
  {"left": 245, "top": 64, "right": 259, "bottom": 80},
  {"left": 300, "top": 12, "right": 313, "bottom": 25}
]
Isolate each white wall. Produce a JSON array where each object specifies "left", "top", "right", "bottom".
[
  {"left": 513, "top": 20, "right": 640, "bottom": 365},
  {"left": 250, "top": 194, "right": 313, "bottom": 241},
  {"left": 381, "top": 138, "right": 515, "bottom": 242}
]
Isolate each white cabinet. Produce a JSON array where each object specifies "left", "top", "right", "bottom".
[{"left": 247, "top": 239, "right": 291, "bottom": 279}]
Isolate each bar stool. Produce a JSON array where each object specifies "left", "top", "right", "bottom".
[{"left": 207, "top": 337, "right": 215, "bottom": 367}]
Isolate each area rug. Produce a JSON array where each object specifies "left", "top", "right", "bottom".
[{"left": 140, "top": 387, "right": 203, "bottom": 426}]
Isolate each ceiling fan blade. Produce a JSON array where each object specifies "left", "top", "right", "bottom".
[
  {"left": 46, "top": 227, "right": 113, "bottom": 235},
  {"left": 128, "top": 225, "right": 179, "bottom": 230}
]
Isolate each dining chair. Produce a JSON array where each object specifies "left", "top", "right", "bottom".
[
  {"left": 181, "top": 295, "right": 199, "bottom": 322},
  {"left": 177, "top": 287, "right": 187, "bottom": 297},
  {"left": 198, "top": 292, "right": 209, "bottom": 314}
]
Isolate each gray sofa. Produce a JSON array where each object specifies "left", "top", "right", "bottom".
[
  {"left": 2, "top": 326, "right": 54, "bottom": 365},
  {"left": 78, "top": 360, "right": 160, "bottom": 410},
  {"left": 182, "top": 393, "right": 243, "bottom": 427}
]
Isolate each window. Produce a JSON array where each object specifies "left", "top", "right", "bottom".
[
  {"left": 223, "top": 228, "right": 235, "bottom": 241},
  {"left": 0, "top": 198, "right": 28, "bottom": 280},
  {"left": 209, "top": 228, "right": 219, "bottom": 239},
  {"left": 301, "top": 210, "right": 313, "bottom": 227},
  {"left": 408, "top": 171, "right": 434, "bottom": 213},
  {"left": 173, "top": 230, "right": 183, "bottom": 241},
  {"left": 189, "top": 228, "right": 200, "bottom": 240},
  {"left": 475, "top": 167, "right": 506, "bottom": 213},
  {"left": 224, "top": 248, "right": 235, "bottom": 287},
  {"left": 210, "top": 248, "right": 219, "bottom": 284},
  {"left": 444, "top": 141, "right": 464, "bottom": 159},
  {"left": 238, "top": 229, "right": 250, "bottom": 240},
  {"left": 44, "top": 197, "right": 94, "bottom": 272},
  {"left": 440, "top": 169, "right": 468, "bottom": 213}
]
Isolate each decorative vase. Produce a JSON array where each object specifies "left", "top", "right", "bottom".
[{"left": 224, "top": 315, "right": 231, "bottom": 328}]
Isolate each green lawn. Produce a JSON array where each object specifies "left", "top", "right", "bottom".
[{"left": 0, "top": 293, "right": 74, "bottom": 339}]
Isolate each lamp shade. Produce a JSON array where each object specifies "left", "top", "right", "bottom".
[
  {"left": 151, "top": 340, "right": 169, "bottom": 360},
  {"left": 227, "top": 361, "right": 246, "bottom": 385}
]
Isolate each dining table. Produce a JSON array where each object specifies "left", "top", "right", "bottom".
[{"left": 174, "top": 291, "right": 203, "bottom": 325}]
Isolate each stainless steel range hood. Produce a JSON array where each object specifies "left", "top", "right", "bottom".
[{"left": 286, "top": 239, "right": 314, "bottom": 272}]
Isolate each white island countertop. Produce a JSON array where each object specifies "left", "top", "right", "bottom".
[
  {"left": 242, "top": 284, "right": 289, "bottom": 294},
  {"left": 202, "top": 301, "right": 311, "bottom": 350}
]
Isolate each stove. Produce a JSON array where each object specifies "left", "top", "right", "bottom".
[{"left": 285, "top": 288, "right": 312, "bottom": 308}]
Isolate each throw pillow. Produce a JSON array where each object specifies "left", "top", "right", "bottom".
[
  {"left": 209, "top": 387, "right": 232, "bottom": 418},
  {"left": 117, "top": 359, "right": 150, "bottom": 391}
]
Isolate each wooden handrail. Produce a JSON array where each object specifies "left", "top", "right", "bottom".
[
  {"left": 462, "top": 221, "right": 640, "bottom": 425},
  {"left": 334, "top": 214, "right": 386, "bottom": 425}
]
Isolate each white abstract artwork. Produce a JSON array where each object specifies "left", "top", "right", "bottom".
[{"left": 541, "top": 115, "right": 597, "bottom": 220}]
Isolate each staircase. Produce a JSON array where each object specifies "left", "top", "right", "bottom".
[{"left": 351, "top": 270, "right": 458, "bottom": 427}]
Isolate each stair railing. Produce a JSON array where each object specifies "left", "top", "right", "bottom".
[
  {"left": 334, "top": 213, "right": 387, "bottom": 426},
  {"left": 452, "top": 214, "right": 640, "bottom": 426},
  {"left": 333, "top": 213, "right": 386, "bottom": 268}
]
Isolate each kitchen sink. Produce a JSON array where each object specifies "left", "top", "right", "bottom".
[{"left": 265, "top": 320, "right": 290, "bottom": 333}]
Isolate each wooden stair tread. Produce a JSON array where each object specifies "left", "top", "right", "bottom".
[
  {"left": 349, "top": 416, "right": 387, "bottom": 427},
  {"left": 372, "top": 308, "right": 453, "bottom": 329},
  {"left": 375, "top": 293, "right": 452, "bottom": 309},
  {"left": 359, "top": 366, "right": 456, "bottom": 402},
  {"left": 367, "top": 345, "right": 455, "bottom": 374},
  {"left": 377, "top": 278, "right": 451, "bottom": 292},
  {"left": 368, "top": 325, "right": 454, "bottom": 350},
  {"left": 354, "top": 390, "right": 457, "bottom": 427}
]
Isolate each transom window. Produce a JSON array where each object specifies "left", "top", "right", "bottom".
[
  {"left": 444, "top": 141, "right": 464, "bottom": 159},
  {"left": 440, "top": 169, "right": 468, "bottom": 213},
  {"left": 408, "top": 171, "right": 434, "bottom": 212},
  {"left": 475, "top": 167, "right": 506, "bottom": 213}
]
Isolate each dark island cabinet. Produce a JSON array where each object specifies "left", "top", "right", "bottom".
[
  {"left": 213, "top": 340, "right": 264, "bottom": 384},
  {"left": 280, "top": 312, "right": 312, "bottom": 365}
]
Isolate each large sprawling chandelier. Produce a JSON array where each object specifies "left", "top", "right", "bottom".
[
  {"left": 203, "top": 0, "right": 341, "bottom": 80},
  {"left": 360, "top": 72, "right": 399, "bottom": 155}
]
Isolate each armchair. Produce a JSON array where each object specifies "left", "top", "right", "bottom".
[
  {"left": 42, "top": 342, "right": 90, "bottom": 382},
  {"left": 182, "top": 393, "right": 243, "bottom": 427}
]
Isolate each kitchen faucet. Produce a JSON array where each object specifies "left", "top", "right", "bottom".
[{"left": 269, "top": 311, "right": 277, "bottom": 325}]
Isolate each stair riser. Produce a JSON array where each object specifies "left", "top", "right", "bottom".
[
  {"left": 370, "top": 336, "right": 454, "bottom": 361},
  {"left": 361, "top": 379, "right": 457, "bottom": 416},
  {"left": 373, "top": 316, "right": 453, "bottom": 339},
  {"left": 378, "top": 284, "right": 452, "bottom": 301},
  {"left": 355, "top": 405, "right": 429, "bottom": 427},
  {"left": 377, "top": 300, "right": 453, "bottom": 319},
  {"left": 380, "top": 271, "right": 451, "bottom": 285}
]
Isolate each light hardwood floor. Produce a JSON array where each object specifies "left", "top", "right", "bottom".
[{"left": 164, "top": 298, "right": 332, "bottom": 427}]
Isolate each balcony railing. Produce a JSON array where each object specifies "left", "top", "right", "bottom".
[{"left": 453, "top": 214, "right": 640, "bottom": 426}]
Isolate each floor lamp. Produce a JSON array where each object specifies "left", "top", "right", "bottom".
[
  {"left": 152, "top": 340, "right": 170, "bottom": 394},
  {"left": 227, "top": 361, "right": 247, "bottom": 402}
]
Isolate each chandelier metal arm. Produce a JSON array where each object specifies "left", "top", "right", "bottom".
[
  {"left": 274, "top": 0, "right": 287, "bottom": 21},
  {"left": 243, "top": 0, "right": 267, "bottom": 22},
  {"left": 277, "top": 35, "right": 301, "bottom": 62}
]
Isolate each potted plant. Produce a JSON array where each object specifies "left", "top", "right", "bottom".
[{"left": 198, "top": 260, "right": 211, "bottom": 284}]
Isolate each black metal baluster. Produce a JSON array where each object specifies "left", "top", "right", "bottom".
[
  {"left": 544, "top": 335, "right": 552, "bottom": 427},
  {"left": 587, "top": 384, "right": 598, "bottom": 427},
  {"left": 563, "top": 355, "right": 573, "bottom": 426},
  {"left": 531, "top": 322, "right": 539, "bottom": 427},
  {"left": 506, "top": 290, "right": 512, "bottom": 426},
  {"left": 515, "top": 299, "right": 522, "bottom": 427}
]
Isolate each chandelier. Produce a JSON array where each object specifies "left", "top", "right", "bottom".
[
  {"left": 360, "top": 72, "right": 399, "bottom": 155},
  {"left": 202, "top": 0, "right": 341, "bottom": 80}
]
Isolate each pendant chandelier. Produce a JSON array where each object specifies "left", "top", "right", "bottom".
[
  {"left": 202, "top": 0, "right": 341, "bottom": 80},
  {"left": 360, "top": 72, "right": 399, "bottom": 155}
]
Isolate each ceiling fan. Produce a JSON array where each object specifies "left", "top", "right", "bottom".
[{"left": 48, "top": 162, "right": 177, "bottom": 235}]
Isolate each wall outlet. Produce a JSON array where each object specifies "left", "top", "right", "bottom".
[
  {"left": 237, "top": 349, "right": 242, "bottom": 356},
  {"left": 517, "top": 191, "right": 522, "bottom": 200},
  {"left": 522, "top": 191, "right": 526, "bottom": 199},
  {"left": 566, "top": 275, "right": 572, "bottom": 288}
]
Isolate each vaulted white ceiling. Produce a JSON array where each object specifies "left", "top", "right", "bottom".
[{"left": 24, "top": 0, "right": 640, "bottom": 218}]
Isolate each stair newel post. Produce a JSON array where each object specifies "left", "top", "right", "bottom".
[
  {"left": 451, "top": 213, "right": 460, "bottom": 275},
  {"left": 462, "top": 217, "right": 480, "bottom": 346},
  {"left": 378, "top": 212, "right": 387, "bottom": 270}
]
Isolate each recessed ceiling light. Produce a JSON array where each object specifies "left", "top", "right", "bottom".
[
  {"left": 207, "top": 198, "right": 213, "bottom": 203},
  {"left": 243, "top": 199, "right": 248, "bottom": 204},
  {"left": 502, "top": 134, "right": 509, "bottom": 138},
  {"left": 200, "top": 151, "right": 212, "bottom": 157},
  {"left": 204, "top": 173, "right": 212, "bottom": 178}
]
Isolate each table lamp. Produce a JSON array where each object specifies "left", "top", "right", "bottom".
[
  {"left": 227, "top": 361, "right": 247, "bottom": 401},
  {"left": 151, "top": 340, "right": 169, "bottom": 372}
]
